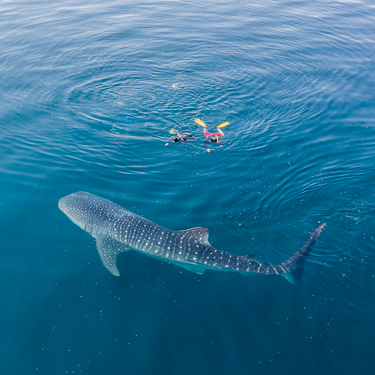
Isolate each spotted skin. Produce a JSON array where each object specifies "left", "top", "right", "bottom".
[{"left": 59, "top": 192, "right": 325, "bottom": 283}]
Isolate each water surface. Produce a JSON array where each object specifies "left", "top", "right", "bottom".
[{"left": 1, "top": 0, "right": 375, "bottom": 374}]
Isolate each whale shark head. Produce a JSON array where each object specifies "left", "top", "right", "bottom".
[{"left": 59, "top": 192, "right": 102, "bottom": 234}]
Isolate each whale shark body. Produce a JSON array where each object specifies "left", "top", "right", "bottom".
[{"left": 59, "top": 192, "right": 325, "bottom": 283}]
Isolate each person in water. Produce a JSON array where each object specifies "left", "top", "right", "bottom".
[
  {"left": 165, "top": 129, "right": 195, "bottom": 146},
  {"left": 194, "top": 118, "right": 230, "bottom": 153}
]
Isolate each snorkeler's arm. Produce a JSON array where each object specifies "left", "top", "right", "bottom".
[
  {"left": 204, "top": 138, "right": 213, "bottom": 153},
  {"left": 165, "top": 136, "right": 175, "bottom": 146},
  {"left": 173, "top": 129, "right": 183, "bottom": 138}
]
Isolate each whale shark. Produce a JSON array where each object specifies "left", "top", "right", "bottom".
[{"left": 58, "top": 192, "right": 325, "bottom": 283}]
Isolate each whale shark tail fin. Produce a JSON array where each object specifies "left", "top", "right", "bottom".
[{"left": 280, "top": 223, "right": 326, "bottom": 284}]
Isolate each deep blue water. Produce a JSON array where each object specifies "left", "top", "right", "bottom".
[{"left": 1, "top": 0, "right": 375, "bottom": 374}]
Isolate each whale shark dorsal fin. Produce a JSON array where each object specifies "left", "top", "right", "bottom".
[
  {"left": 179, "top": 227, "right": 211, "bottom": 246},
  {"left": 95, "top": 235, "right": 131, "bottom": 276}
]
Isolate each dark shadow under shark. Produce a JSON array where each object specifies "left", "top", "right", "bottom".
[{"left": 59, "top": 192, "right": 325, "bottom": 284}]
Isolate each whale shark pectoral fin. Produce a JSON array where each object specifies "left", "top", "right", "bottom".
[
  {"left": 180, "top": 227, "right": 211, "bottom": 246},
  {"left": 179, "top": 264, "right": 206, "bottom": 275},
  {"left": 95, "top": 235, "right": 131, "bottom": 276}
]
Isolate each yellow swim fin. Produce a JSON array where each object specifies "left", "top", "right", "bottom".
[
  {"left": 217, "top": 122, "right": 230, "bottom": 128},
  {"left": 194, "top": 118, "right": 207, "bottom": 128},
  {"left": 169, "top": 129, "right": 177, "bottom": 134}
]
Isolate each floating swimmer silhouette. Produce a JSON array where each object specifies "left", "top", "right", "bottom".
[
  {"left": 195, "top": 118, "right": 230, "bottom": 153},
  {"left": 165, "top": 129, "right": 195, "bottom": 146}
]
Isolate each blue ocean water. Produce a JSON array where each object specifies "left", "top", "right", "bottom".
[{"left": 1, "top": 0, "right": 375, "bottom": 373}]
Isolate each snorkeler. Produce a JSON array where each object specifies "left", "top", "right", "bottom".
[
  {"left": 165, "top": 129, "right": 195, "bottom": 146},
  {"left": 194, "top": 118, "right": 230, "bottom": 153}
]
